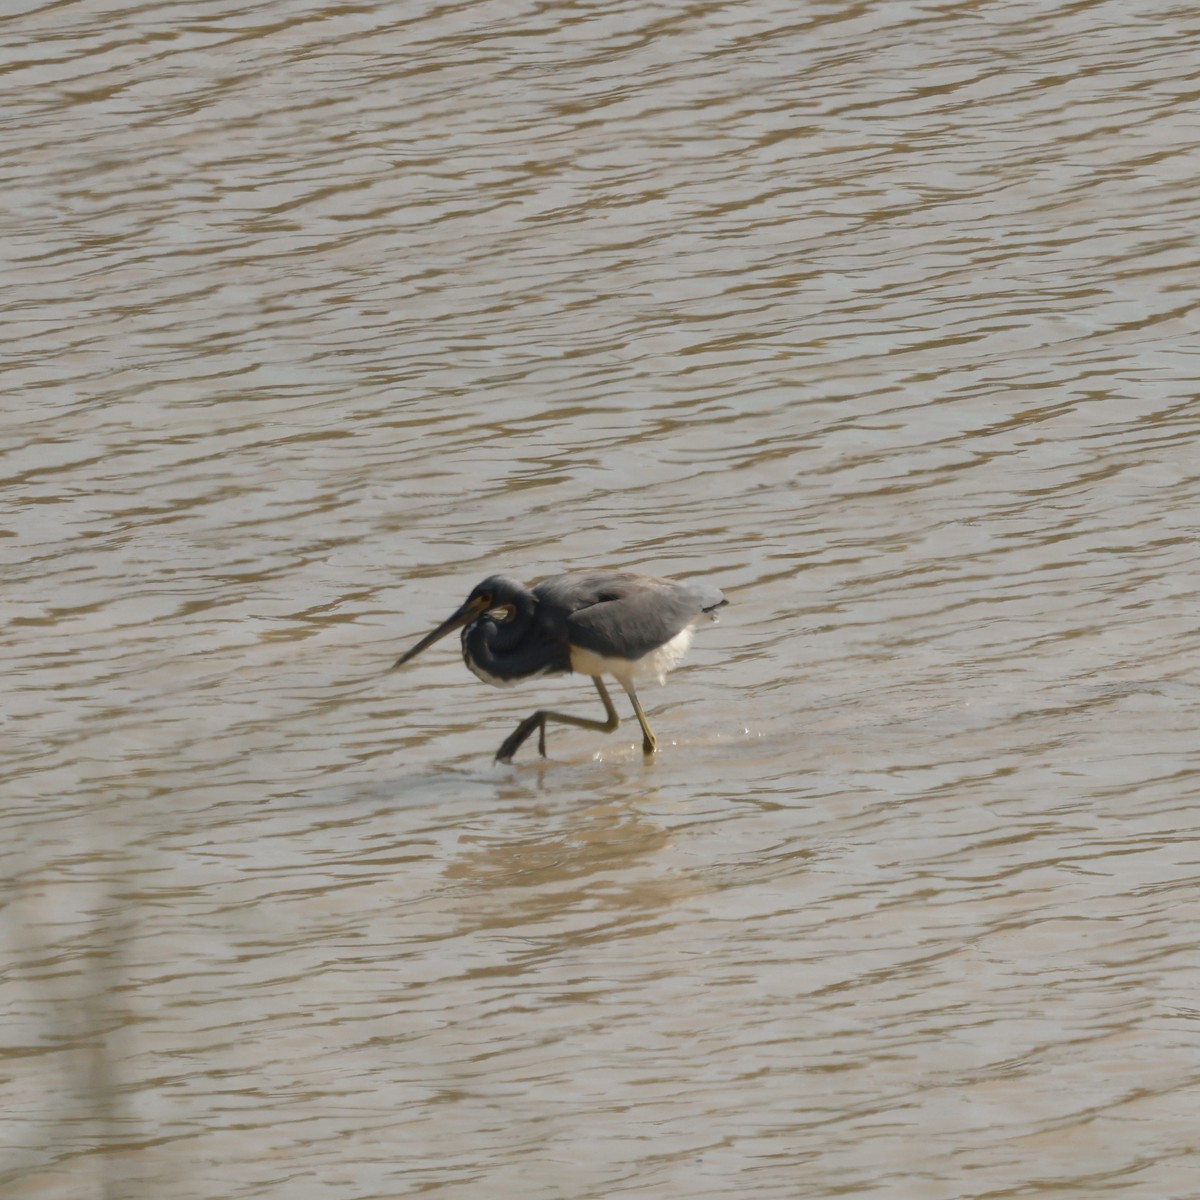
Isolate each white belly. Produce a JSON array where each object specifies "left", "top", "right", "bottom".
[{"left": 569, "top": 627, "right": 693, "bottom": 687}]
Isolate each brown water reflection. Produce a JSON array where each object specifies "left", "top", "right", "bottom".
[{"left": 5, "top": 0, "right": 1200, "bottom": 1196}]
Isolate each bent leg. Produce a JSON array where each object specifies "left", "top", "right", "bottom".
[{"left": 495, "top": 676, "right": 620, "bottom": 762}]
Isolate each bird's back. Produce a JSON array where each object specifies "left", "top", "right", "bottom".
[{"left": 535, "top": 571, "right": 725, "bottom": 663}]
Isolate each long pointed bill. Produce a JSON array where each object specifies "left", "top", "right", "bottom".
[{"left": 391, "top": 595, "right": 488, "bottom": 670}]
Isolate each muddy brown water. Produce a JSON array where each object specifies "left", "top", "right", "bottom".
[{"left": 4, "top": 2, "right": 1200, "bottom": 1197}]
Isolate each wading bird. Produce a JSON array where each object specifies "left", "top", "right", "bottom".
[{"left": 392, "top": 571, "right": 727, "bottom": 762}]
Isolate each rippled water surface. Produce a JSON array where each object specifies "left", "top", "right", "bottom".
[{"left": 5, "top": 1, "right": 1200, "bottom": 1197}]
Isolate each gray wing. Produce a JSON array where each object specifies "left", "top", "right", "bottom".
[{"left": 537, "top": 572, "right": 725, "bottom": 662}]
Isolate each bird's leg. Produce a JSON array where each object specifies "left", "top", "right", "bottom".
[
  {"left": 493, "top": 711, "right": 546, "bottom": 763},
  {"left": 495, "top": 677, "right": 621, "bottom": 763},
  {"left": 621, "top": 683, "right": 658, "bottom": 755}
]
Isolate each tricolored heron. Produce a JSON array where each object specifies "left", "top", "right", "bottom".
[{"left": 393, "top": 571, "right": 727, "bottom": 761}]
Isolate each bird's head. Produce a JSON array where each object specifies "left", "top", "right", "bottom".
[{"left": 391, "top": 575, "right": 528, "bottom": 669}]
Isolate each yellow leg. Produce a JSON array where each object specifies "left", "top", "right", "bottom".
[
  {"left": 622, "top": 683, "right": 657, "bottom": 755},
  {"left": 495, "top": 676, "right": 620, "bottom": 762}
]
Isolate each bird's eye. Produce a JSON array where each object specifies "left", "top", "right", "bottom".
[{"left": 478, "top": 593, "right": 492, "bottom": 606}]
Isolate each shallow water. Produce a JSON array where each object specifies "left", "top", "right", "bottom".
[{"left": 4, "top": 1, "right": 1200, "bottom": 1197}]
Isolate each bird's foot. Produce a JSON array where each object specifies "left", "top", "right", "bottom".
[
  {"left": 642, "top": 736, "right": 657, "bottom": 755},
  {"left": 495, "top": 713, "right": 545, "bottom": 763}
]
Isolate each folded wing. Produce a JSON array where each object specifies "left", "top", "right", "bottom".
[{"left": 537, "top": 572, "right": 725, "bottom": 662}]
